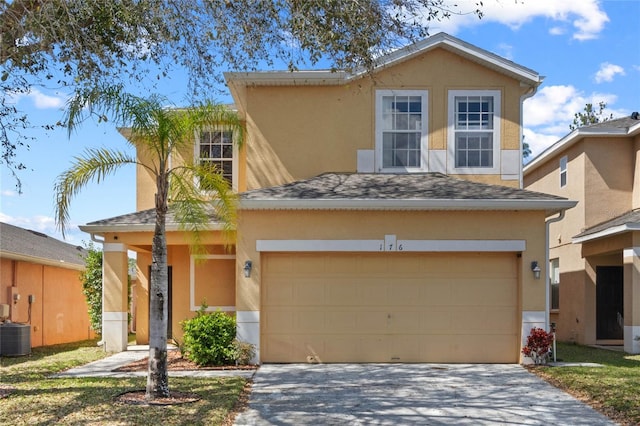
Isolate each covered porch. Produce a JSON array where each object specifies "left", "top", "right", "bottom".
[{"left": 574, "top": 209, "right": 640, "bottom": 354}]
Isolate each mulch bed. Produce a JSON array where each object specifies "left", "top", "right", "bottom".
[{"left": 113, "top": 350, "right": 258, "bottom": 372}]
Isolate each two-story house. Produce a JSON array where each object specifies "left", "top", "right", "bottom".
[
  {"left": 524, "top": 114, "right": 640, "bottom": 354},
  {"left": 80, "top": 33, "right": 575, "bottom": 364}
]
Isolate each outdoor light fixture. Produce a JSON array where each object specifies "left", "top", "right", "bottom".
[
  {"left": 243, "top": 260, "right": 253, "bottom": 278},
  {"left": 531, "top": 261, "right": 541, "bottom": 280}
]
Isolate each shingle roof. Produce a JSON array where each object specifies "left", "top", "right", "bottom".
[
  {"left": 573, "top": 209, "right": 640, "bottom": 242},
  {"left": 81, "top": 206, "right": 226, "bottom": 231},
  {"left": 0, "top": 222, "right": 86, "bottom": 268},
  {"left": 240, "top": 173, "right": 574, "bottom": 214},
  {"left": 80, "top": 174, "right": 575, "bottom": 233},
  {"left": 582, "top": 115, "right": 640, "bottom": 131}
]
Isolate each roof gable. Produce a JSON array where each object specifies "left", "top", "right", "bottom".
[
  {"left": 225, "top": 32, "right": 542, "bottom": 88},
  {"left": 524, "top": 113, "right": 640, "bottom": 174}
]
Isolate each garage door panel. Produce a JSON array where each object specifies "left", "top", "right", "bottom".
[
  {"left": 452, "top": 279, "right": 514, "bottom": 305},
  {"left": 262, "top": 253, "right": 519, "bottom": 363}
]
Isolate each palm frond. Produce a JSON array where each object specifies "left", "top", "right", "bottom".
[
  {"left": 54, "top": 148, "right": 138, "bottom": 237},
  {"left": 169, "top": 163, "right": 238, "bottom": 255}
]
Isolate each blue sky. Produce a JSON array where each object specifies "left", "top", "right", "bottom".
[{"left": 1, "top": 0, "right": 639, "bottom": 245}]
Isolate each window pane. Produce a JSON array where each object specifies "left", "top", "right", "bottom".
[
  {"left": 455, "top": 133, "right": 492, "bottom": 167},
  {"left": 409, "top": 97, "right": 421, "bottom": 112},
  {"left": 379, "top": 92, "right": 424, "bottom": 169},
  {"left": 395, "top": 96, "right": 409, "bottom": 112},
  {"left": 382, "top": 112, "right": 393, "bottom": 129},
  {"left": 409, "top": 113, "right": 421, "bottom": 130},
  {"left": 212, "top": 145, "right": 221, "bottom": 158},
  {"left": 395, "top": 114, "right": 409, "bottom": 130},
  {"left": 222, "top": 145, "right": 233, "bottom": 158}
]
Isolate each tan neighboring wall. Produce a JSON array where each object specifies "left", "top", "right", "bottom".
[
  {"left": 0, "top": 258, "right": 95, "bottom": 348},
  {"left": 230, "top": 47, "right": 530, "bottom": 191}
]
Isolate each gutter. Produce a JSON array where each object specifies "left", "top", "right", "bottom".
[
  {"left": 239, "top": 198, "right": 577, "bottom": 215},
  {"left": 572, "top": 223, "right": 640, "bottom": 244},
  {"left": 0, "top": 251, "right": 85, "bottom": 271}
]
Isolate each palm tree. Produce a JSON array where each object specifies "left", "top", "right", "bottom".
[{"left": 55, "top": 87, "right": 243, "bottom": 400}]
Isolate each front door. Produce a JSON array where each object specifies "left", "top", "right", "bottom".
[{"left": 596, "top": 266, "right": 623, "bottom": 340}]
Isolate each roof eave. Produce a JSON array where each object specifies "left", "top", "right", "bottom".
[
  {"left": 525, "top": 123, "right": 640, "bottom": 174},
  {"left": 224, "top": 33, "right": 541, "bottom": 88},
  {"left": 0, "top": 251, "right": 85, "bottom": 271},
  {"left": 239, "top": 198, "right": 577, "bottom": 215},
  {"left": 78, "top": 223, "right": 228, "bottom": 234},
  {"left": 573, "top": 223, "right": 640, "bottom": 244}
]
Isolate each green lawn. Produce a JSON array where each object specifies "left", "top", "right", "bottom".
[
  {"left": 531, "top": 342, "right": 640, "bottom": 425},
  {"left": 0, "top": 339, "right": 248, "bottom": 426}
]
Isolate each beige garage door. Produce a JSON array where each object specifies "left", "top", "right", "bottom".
[{"left": 262, "top": 252, "right": 519, "bottom": 363}]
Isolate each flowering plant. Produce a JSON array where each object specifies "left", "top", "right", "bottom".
[{"left": 522, "top": 327, "right": 554, "bottom": 364}]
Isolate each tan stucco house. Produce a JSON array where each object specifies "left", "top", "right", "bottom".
[
  {"left": 0, "top": 222, "right": 94, "bottom": 348},
  {"left": 524, "top": 113, "right": 640, "bottom": 354},
  {"left": 80, "top": 33, "right": 575, "bottom": 363}
]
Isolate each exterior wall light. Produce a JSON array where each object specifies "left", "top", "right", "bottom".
[
  {"left": 243, "top": 260, "right": 253, "bottom": 278},
  {"left": 531, "top": 261, "right": 541, "bottom": 280}
]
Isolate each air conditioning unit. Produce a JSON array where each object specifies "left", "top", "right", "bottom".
[{"left": 0, "top": 323, "right": 31, "bottom": 356}]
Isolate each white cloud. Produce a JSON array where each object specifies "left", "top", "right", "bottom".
[
  {"left": 29, "top": 88, "right": 66, "bottom": 109},
  {"left": 594, "top": 62, "right": 625, "bottom": 83},
  {"left": 427, "top": 0, "right": 608, "bottom": 41},
  {"left": 523, "top": 85, "right": 623, "bottom": 158},
  {"left": 1, "top": 189, "right": 18, "bottom": 197},
  {"left": 4, "top": 88, "right": 67, "bottom": 109}
]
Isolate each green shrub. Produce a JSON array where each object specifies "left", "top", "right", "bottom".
[{"left": 181, "top": 309, "right": 236, "bottom": 366}]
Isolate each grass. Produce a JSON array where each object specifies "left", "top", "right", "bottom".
[
  {"left": 0, "top": 339, "right": 248, "bottom": 426},
  {"left": 531, "top": 342, "right": 640, "bottom": 425}
]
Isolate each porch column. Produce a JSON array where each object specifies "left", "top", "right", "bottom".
[
  {"left": 623, "top": 247, "right": 640, "bottom": 354},
  {"left": 102, "top": 243, "right": 129, "bottom": 352}
]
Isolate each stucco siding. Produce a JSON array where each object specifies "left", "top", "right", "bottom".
[
  {"left": 0, "top": 258, "right": 94, "bottom": 348},
  {"left": 236, "top": 47, "right": 528, "bottom": 191}
]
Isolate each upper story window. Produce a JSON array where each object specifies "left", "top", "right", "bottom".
[
  {"left": 559, "top": 156, "right": 568, "bottom": 187},
  {"left": 447, "top": 90, "right": 501, "bottom": 174},
  {"left": 196, "top": 129, "right": 237, "bottom": 191},
  {"left": 375, "top": 90, "right": 428, "bottom": 172}
]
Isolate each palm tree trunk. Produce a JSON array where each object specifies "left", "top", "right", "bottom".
[{"left": 146, "top": 175, "right": 170, "bottom": 399}]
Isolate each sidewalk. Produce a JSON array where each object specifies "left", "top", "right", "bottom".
[{"left": 53, "top": 345, "right": 255, "bottom": 379}]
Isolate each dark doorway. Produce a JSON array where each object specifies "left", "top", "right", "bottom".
[
  {"left": 596, "top": 266, "right": 623, "bottom": 340},
  {"left": 148, "top": 265, "right": 173, "bottom": 339}
]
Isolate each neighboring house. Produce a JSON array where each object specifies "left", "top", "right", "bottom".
[
  {"left": 80, "top": 33, "right": 575, "bottom": 363},
  {"left": 0, "top": 222, "right": 94, "bottom": 347},
  {"left": 524, "top": 113, "right": 640, "bottom": 354}
]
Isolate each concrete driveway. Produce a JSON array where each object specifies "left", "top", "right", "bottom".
[{"left": 234, "top": 364, "right": 615, "bottom": 425}]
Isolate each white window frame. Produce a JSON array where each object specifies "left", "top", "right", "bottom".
[
  {"left": 550, "top": 258, "right": 560, "bottom": 311},
  {"left": 447, "top": 90, "right": 501, "bottom": 175},
  {"left": 559, "top": 156, "right": 568, "bottom": 188},
  {"left": 194, "top": 128, "right": 239, "bottom": 192},
  {"left": 375, "top": 90, "right": 429, "bottom": 173}
]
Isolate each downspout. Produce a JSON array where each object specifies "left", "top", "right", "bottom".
[
  {"left": 89, "top": 233, "right": 106, "bottom": 347},
  {"left": 545, "top": 210, "right": 565, "bottom": 331}
]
